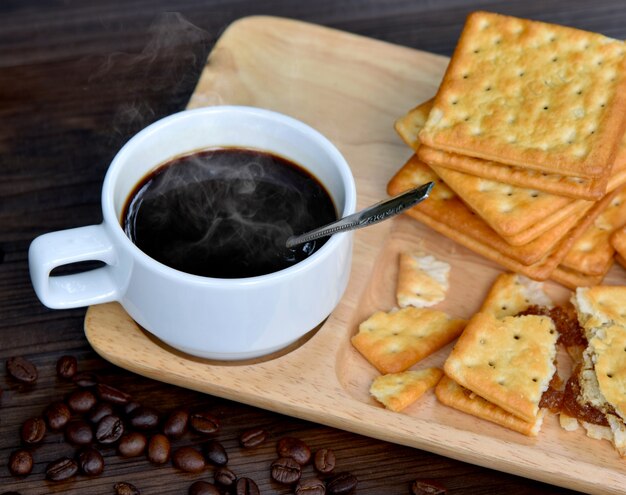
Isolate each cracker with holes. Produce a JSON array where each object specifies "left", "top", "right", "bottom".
[
  {"left": 351, "top": 307, "right": 466, "bottom": 374},
  {"left": 429, "top": 164, "right": 586, "bottom": 242},
  {"left": 566, "top": 286, "right": 626, "bottom": 457},
  {"left": 396, "top": 251, "right": 450, "bottom": 308},
  {"left": 370, "top": 368, "right": 443, "bottom": 412},
  {"left": 560, "top": 186, "right": 626, "bottom": 277},
  {"left": 435, "top": 375, "right": 545, "bottom": 436},
  {"left": 387, "top": 155, "right": 613, "bottom": 279},
  {"left": 479, "top": 273, "right": 551, "bottom": 319},
  {"left": 396, "top": 98, "right": 616, "bottom": 200},
  {"left": 419, "top": 11, "right": 626, "bottom": 179},
  {"left": 443, "top": 311, "right": 559, "bottom": 422}
]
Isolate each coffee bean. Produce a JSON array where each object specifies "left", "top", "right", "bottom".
[
  {"left": 411, "top": 479, "right": 447, "bottom": 495},
  {"left": 314, "top": 448, "right": 336, "bottom": 474},
  {"left": 163, "top": 408, "right": 189, "bottom": 438},
  {"left": 147, "top": 433, "right": 171, "bottom": 464},
  {"left": 173, "top": 446, "right": 205, "bottom": 473},
  {"left": 114, "top": 482, "right": 140, "bottom": 495},
  {"left": 296, "top": 478, "right": 326, "bottom": 495},
  {"left": 44, "top": 401, "right": 71, "bottom": 431},
  {"left": 77, "top": 447, "right": 105, "bottom": 476},
  {"left": 65, "top": 420, "right": 94, "bottom": 445},
  {"left": 73, "top": 371, "right": 99, "bottom": 388},
  {"left": 21, "top": 416, "right": 46, "bottom": 444},
  {"left": 189, "top": 410, "right": 220, "bottom": 434},
  {"left": 96, "top": 383, "right": 131, "bottom": 405},
  {"left": 6, "top": 356, "right": 37, "bottom": 383},
  {"left": 326, "top": 472, "right": 358, "bottom": 495},
  {"left": 239, "top": 427, "right": 267, "bottom": 448},
  {"left": 277, "top": 436, "right": 311, "bottom": 465},
  {"left": 203, "top": 439, "right": 228, "bottom": 466},
  {"left": 124, "top": 401, "right": 141, "bottom": 416},
  {"left": 188, "top": 480, "right": 221, "bottom": 495},
  {"left": 236, "top": 477, "right": 260, "bottom": 495},
  {"left": 118, "top": 432, "right": 147, "bottom": 457},
  {"left": 46, "top": 457, "right": 78, "bottom": 481},
  {"left": 129, "top": 406, "right": 159, "bottom": 430},
  {"left": 95, "top": 414, "right": 124, "bottom": 444},
  {"left": 9, "top": 449, "right": 33, "bottom": 476},
  {"left": 271, "top": 457, "right": 302, "bottom": 485},
  {"left": 214, "top": 466, "right": 237, "bottom": 489},
  {"left": 56, "top": 355, "right": 78, "bottom": 379},
  {"left": 88, "top": 402, "right": 115, "bottom": 424},
  {"left": 67, "top": 389, "right": 97, "bottom": 413}
]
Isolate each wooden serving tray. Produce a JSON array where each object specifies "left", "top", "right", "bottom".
[{"left": 85, "top": 17, "right": 626, "bottom": 494}]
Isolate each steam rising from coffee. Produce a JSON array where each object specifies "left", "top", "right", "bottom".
[
  {"left": 123, "top": 149, "right": 337, "bottom": 278},
  {"left": 92, "top": 12, "right": 212, "bottom": 139}
]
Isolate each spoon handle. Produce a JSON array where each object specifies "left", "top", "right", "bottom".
[{"left": 285, "top": 181, "right": 434, "bottom": 248}]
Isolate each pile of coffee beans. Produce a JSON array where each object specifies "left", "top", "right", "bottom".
[{"left": 3, "top": 354, "right": 447, "bottom": 494}]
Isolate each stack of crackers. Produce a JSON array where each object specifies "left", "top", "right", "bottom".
[{"left": 389, "top": 11, "right": 626, "bottom": 288}]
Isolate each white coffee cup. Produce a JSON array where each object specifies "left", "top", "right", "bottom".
[{"left": 29, "top": 106, "right": 356, "bottom": 360}]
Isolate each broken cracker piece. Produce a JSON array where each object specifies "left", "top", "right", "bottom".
[
  {"left": 480, "top": 272, "right": 552, "bottom": 319},
  {"left": 444, "top": 311, "right": 558, "bottom": 423},
  {"left": 351, "top": 307, "right": 466, "bottom": 374},
  {"left": 370, "top": 368, "right": 443, "bottom": 412},
  {"left": 397, "top": 251, "right": 450, "bottom": 308}
]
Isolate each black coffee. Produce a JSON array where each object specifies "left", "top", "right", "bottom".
[{"left": 122, "top": 148, "right": 337, "bottom": 278}]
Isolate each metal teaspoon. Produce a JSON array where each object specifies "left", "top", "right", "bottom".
[{"left": 285, "top": 181, "right": 434, "bottom": 248}]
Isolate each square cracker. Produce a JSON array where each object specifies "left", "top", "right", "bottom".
[
  {"left": 370, "top": 368, "right": 443, "bottom": 412},
  {"left": 444, "top": 311, "right": 558, "bottom": 422},
  {"left": 396, "top": 98, "right": 613, "bottom": 200},
  {"left": 561, "top": 186, "right": 626, "bottom": 275},
  {"left": 396, "top": 251, "right": 450, "bottom": 308},
  {"left": 419, "top": 11, "right": 626, "bottom": 179},
  {"left": 419, "top": 145, "right": 611, "bottom": 201},
  {"left": 387, "top": 154, "right": 613, "bottom": 278},
  {"left": 428, "top": 163, "right": 586, "bottom": 239},
  {"left": 435, "top": 375, "right": 545, "bottom": 436},
  {"left": 479, "top": 273, "right": 551, "bottom": 319},
  {"left": 351, "top": 307, "right": 466, "bottom": 374}
]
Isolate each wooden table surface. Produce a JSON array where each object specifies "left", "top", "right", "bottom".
[{"left": 2, "top": 1, "right": 626, "bottom": 494}]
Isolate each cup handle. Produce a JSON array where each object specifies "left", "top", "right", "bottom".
[{"left": 28, "top": 224, "right": 120, "bottom": 309}]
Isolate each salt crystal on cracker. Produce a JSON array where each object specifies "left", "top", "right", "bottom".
[{"left": 396, "top": 251, "right": 450, "bottom": 308}]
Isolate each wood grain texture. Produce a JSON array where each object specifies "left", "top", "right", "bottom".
[
  {"left": 4, "top": 1, "right": 626, "bottom": 494},
  {"left": 85, "top": 17, "right": 626, "bottom": 495}
]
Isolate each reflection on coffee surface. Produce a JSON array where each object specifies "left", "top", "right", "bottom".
[{"left": 122, "top": 148, "right": 337, "bottom": 278}]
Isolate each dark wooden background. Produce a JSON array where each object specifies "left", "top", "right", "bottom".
[{"left": 2, "top": 1, "right": 626, "bottom": 494}]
